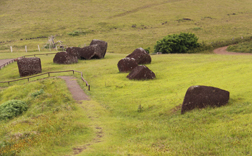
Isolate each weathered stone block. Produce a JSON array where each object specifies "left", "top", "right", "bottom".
[
  {"left": 66, "top": 47, "right": 82, "bottom": 59},
  {"left": 127, "top": 65, "right": 155, "bottom": 80},
  {"left": 17, "top": 57, "right": 42, "bottom": 77},
  {"left": 53, "top": 52, "right": 78, "bottom": 64},
  {"left": 117, "top": 57, "right": 138, "bottom": 72},
  {"left": 127, "top": 48, "right": 151, "bottom": 64},
  {"left": 90, "top": 39, "right": 108, "bottom": 58},
  {"left": 181, "top": 85, "right": 230, "bottom": 114},
  {"left": 79, "top": 44, "right": 103, "bottom": 59}
]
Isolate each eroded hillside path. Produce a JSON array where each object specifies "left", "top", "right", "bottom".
[
  {"left": 58, "top": 76, "right": 90, "bottom": 101},
  {"left": 213, "top": 46, "right": 252, "bottom": 55},
  {"left": 59, "top": 76, "right": 104, "bottom": 155}
]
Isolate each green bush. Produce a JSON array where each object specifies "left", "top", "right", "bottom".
[
  {"left": 144, "top": 47, "right": 150, "bottom": 54},
  {"left": 154, "top": 32, "right": 200, "bottom": 53},
  {"left": 0, "top": 100, "right": 28, "bottom": 121}
]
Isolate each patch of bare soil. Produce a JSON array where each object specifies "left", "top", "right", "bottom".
[{"left": 213, "top": 46, "right": 252, "bottom": 55}]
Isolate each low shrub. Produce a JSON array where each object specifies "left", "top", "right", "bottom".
[
  {"left": 0, "top": 100, "right": 28, "bottom": 121},
  {"left": 144, "top": 47, "right": 150, "bottom": 54},
  {"left": 154, "top": 32, "right": 200, "bottom": 53},
  {"left": 31, "top": 89, "right": 44, "bottom": 98}
]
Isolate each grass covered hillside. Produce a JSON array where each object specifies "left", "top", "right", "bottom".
[
  {"left": 2, "top": 0, "right": 252, "bottom": 155},
  {"left": 1, "top": 53, "right": 252, "bottom": 155},
  {"left": 1, "top": 0, "right": 252, "bottom": 53}
]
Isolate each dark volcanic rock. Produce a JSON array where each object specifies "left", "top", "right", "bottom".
[
  {"left": 181, "top": 85, "right": 230, "bottom": 114},
  {"left": 90, "top": 39, "right": 108, "bottom": 58},
  {"left": 127, "top": 65, "right": 155, "bottom": 80},
  {"left": 17, "top": 57, "right": 42, "bottom": 77},
  {"left": 79, "top": 44, "right": 103, "bottom": 59},
  {"left": 117, "top": 57, "right": 138, "bottom": 72},
  {"left": 53, "top": 52, "right": 78, "bottom": 64},
  {"left": 127, "top": 48, "right": 151, "bottom": 64},
  {"left": 66, "top": 47, "right": 82, "bottom": 59}
]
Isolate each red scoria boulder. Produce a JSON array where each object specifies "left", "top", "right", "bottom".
[
  {"left": 53, "top": 52, "right": 78, "bottom": 64},
  {"left": 181, "top": 85, "right": 230, "bottom": 114},
  {"left": 90, "top": 39, "right": 108, "bottom": 58},
  {"left": 127, "top": 65, "right": 156, "bottom": 80},
  {"left": 126, "top": 48, "right": 151, "bottom": 64},
  {"left": 117, "top": 57, "right": 138, "bottom": 72},
  {"left": 79, "top": 44, "right": 103, "bottom": 59},
  {"left": 66, "top": 47, "right": 82, "bottom": 59},
  {"left": 17, "top": 57, "right": 42, "bottom": 77}
]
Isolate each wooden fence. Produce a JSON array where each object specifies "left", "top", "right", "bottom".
[
  {"left": 0, "top": 53, "right": 90, "bottom": 90},
  {"left": 0, "top": 70, "right": 90, "bottom": 91}
]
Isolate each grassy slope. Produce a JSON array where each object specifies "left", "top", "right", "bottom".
[
  {"left": 1, "top": 0, "right": 252, "bottom": 155},
  {"left": 1, "top": 53, "right": 252, "bottom": 155},
  {"left": 1, "top": 0, "right": 252, "bottom": 53},
  {"left": 227, "top": 41, "right": 252, "bottom": 53},
  {"left": 0, "top": 78, "right": 94, "bottom": 156}
]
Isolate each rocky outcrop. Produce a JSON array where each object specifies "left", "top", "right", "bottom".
[
  {"left": 17, "top": 57, "right": 42, "bottom": 77},
  {"left": 127, "top": 65, "right": 156, "bottom": 80},
  {"left": 127, "top": 48, "right": 151, "bottom": 64},
  {"left": 53, "top": 52, "right": 78, "bottom": 64},
  {"left": 181, "top": 85, "right": 230, "bottom": 114},
  {"left": 117, "top": 57, "right": 138, "bottom": 72},
  {"left": 90, "top": 39, "right": 108, "bottom": 58}
]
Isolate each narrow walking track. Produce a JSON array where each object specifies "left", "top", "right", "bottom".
[
  {"left": 0, "top": 59, "right": 15, "bottom": 69},
  {"left": 59, "top": 76, "right": 103, "bottom": 155},
  {"left": 58, "top": 76, "right": 90, "bottom": 101},
  {"left": 0, "top": 59, "right": 14, "bottom": 65}
]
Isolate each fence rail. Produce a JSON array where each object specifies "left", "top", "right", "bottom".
[
  {"left": 22, "top": 53, "right": 57, "bottom": 58},
  {"left": 0, "top": 70, "right": 90, "bottom": 91}
]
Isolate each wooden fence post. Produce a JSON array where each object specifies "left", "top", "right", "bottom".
[
  {"left": 25, "top": 45, "right": 27, "bottom": 52},
  {"left": 38, "top": 45, "right": 40, "bottom": 52},
  {"left": 10, "top": 46, "right": 13, "bottom": 53}
]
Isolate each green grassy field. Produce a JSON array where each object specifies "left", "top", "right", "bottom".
[
  {"left": 1, "top": 53, "right": 252, "bottom": 155},
  {"left": 2, "top": 0, "right": 252, "bottom": 155},
  {"left": 1, "top": 0, "right": 252, "bottom": 53}
]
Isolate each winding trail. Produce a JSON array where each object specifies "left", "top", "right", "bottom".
[
  {"left": 59, "top": 76, "right": 104, "bottom": 156},
  {"left": 213, "top": 46, "right": 252, "bottom": 55}
]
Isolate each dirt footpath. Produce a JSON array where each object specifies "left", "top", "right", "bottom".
[
  {"left": 58, "top": 76, "right": 90, "bottom": 101},
  {"left": 0, "top": 59, "right": 14, "bottom": 68},
  {"left": 213, "top": 46, "right": 252, "bottom": 55}
]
